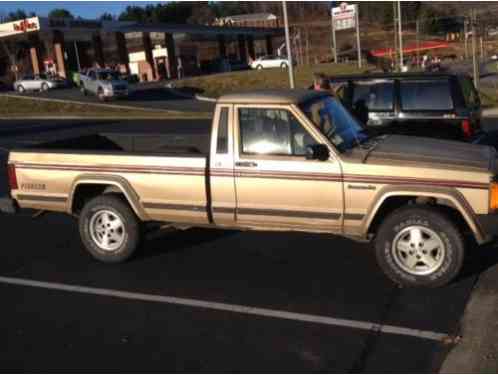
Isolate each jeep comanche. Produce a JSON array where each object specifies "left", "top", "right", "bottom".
[{"left": 1, "top": 89, "right": 498, "bottom": 287}]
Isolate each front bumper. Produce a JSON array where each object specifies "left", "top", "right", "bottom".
[
  {"left": 477, "top": 214, "right": 498, "bottom": 237},
  {"left": 0, "top": 196, "right": 18, "bottom": 214}
]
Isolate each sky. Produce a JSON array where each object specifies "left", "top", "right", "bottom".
[{"left": 0, "top": 1, "right": 166, "bottom": 19}]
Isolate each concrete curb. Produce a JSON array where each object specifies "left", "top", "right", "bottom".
[{"left": 0, "top": 93, "right": 176, "bottom": 113}]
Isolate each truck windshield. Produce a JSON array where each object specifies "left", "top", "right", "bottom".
[{"left": 300, "top": 96, "right": 368, "bottom": 152}]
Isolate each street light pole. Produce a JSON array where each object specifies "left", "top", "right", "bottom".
[
  {"left": 282, "top": 1, "right": 295, "bottom": 89},
  {"left": 471, "top": 9, "right": 479, "bottom": 90},
  {"left": 397, "top": 1, "right": 403, "bottom": 71}
]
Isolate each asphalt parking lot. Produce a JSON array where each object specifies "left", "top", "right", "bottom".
[
  {"left": 7, "top": 83, "right": 215, "bottom": 113},
  {"left": 0, "top": 119, "right": 497, "bottom": 371}
]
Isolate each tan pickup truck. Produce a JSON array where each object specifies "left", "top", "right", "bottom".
[{"left": 1, "top": 89, "right": 498, "bottom": 287}]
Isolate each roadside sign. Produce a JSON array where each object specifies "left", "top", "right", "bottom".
[
  {"left": 331, "top": 2, "right": 356, "bottom": 31},
  {"left": 0, "top": 17, "right": 40, "bottom": 37}
]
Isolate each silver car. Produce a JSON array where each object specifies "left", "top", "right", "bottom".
[
  {"left": 13, "top": 74, "right": 66, "bottom": 93},
  {"left": 80, "top": 69, "right": 129, "bottom": 101}
]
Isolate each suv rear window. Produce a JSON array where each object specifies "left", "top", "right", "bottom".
[
  {"left": 400, "top": 80, "right": 453, "bottom": 111},
  {"left": 351, "top": 80, "right": 394, "bottom": 111}
]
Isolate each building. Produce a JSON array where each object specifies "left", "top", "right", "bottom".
[
  {"left": 0, "top": 16, "right": 283, "bottom": 83},
  {"left": 214, "top": 13, "right": 279, "bottom": 28}
]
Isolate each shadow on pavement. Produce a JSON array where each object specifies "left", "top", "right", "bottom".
[
  {"left": 128, "top": 87, "right": 190, "bottom": 102},
  {"left": 137, "top": 227, "right": 239, "bottom": 261},
  {"left": 457, "top": 240, "right": 498, "bottom": 282}
]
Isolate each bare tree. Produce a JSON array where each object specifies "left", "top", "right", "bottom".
[{"left": 0, "top": 39, "right": 30, "bottom": 81}]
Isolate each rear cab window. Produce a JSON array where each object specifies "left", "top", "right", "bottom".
[{"left": 400, "top": 80, "right": 453, "bottom": 111}]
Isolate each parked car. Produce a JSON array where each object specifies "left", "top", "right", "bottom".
[
  {"left": 13, "top": 74, "right": 67, "bottom": 93},
  {"left": 80, "top": 69, "right": 129, "bottom": 101},
  {"left": 327, "top": 73, "right": 482, "bottom": 142},
  {"left": 250, "top": 55, "right": 291, "bottom": 70},
  {"left": 2, "top": 89, "right": 498, "bottom": 288}
]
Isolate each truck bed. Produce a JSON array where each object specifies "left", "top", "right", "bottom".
[{"left": 21, "top": 132, "right": 211, "bottom": 156}]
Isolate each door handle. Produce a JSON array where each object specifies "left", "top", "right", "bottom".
[{"left": 235, "top": 161, "right": 258, "bottom": 168}]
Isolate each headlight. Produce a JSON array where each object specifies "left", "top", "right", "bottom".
[{"left": 490, "top": 182, "right": 498, "bottom": 212}]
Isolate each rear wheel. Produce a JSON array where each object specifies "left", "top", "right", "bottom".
[
  {"left": 41, "top": 82, "right": 49, "bottom": 92},
  {"left": 374, "top": 205, "right": 465, "bottom": 288},
  {"left": 79, "top": 195, "right": 141, "bottom": 263},
  {"left": 17, "top": 85, "right": 25, "bottom": 93},
  {"left": 256, "top": 65, "right": 263, "bottom": 70},
  {"left": 280, "top": 62, "right": 289, "bottom": 69},
  {"left": 80, "top": 85, "right": 87, "bottom": 96}
]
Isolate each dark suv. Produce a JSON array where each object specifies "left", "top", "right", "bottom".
[{"left": 329, "top": 73, "right": 482, "bottom": 141}]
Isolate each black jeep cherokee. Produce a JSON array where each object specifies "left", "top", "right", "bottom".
[{"left": 329, "top": 73, "right": 482, "bottom": 142}]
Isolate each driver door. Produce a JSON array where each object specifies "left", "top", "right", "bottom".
[{"left": 233, "top": 105, "right": 343, "bottom": 232}]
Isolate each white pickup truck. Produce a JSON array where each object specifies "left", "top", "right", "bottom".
[{"left": 80, "top": 69, "right": 129, "bottom": 101}]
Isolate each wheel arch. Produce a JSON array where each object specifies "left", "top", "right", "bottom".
[
  {"left": 68, "top": 174, "right": 148, "bottom": 221},
  {"left": 363, "top": 185, "right": 486, "bottom": 244}
]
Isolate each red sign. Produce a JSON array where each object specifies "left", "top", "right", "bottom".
[{"left": 13, "top": 19, "right": 38, "bottom": 33}]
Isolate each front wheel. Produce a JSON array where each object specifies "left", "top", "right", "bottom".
[
  {"left": 256, "top": 65, "right": 263, "bottom": 70},
  {"left": 374, "top": 205, "right": 465, "bottom": 288},
  {"left": 17, "top": 85, "right": 25, "bottom": 93},
  {"left": 280, "top": 62, "right": 288, "bottom": 69},
  {"left": 79, "top": 195, "right": 141, "bottom": 263},
  {"left": 41, "top": 82, "right": 49, "bottom": 92},
  {"left": 97, "top": 88, "right": 107, "bottom": 102}
]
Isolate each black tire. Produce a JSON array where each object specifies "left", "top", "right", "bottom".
[
  {"left": 17, "top": 85, "right": 25, "bottom": 93},
  {"left": 79, "top": 195, "right": 141, "bottom": 263},
  {"left": 280, "top": 62, "right": 288, "bottom": 69},
  {"left": 81, "top": 86, "right": 87, "bottom": 96},
  {"left": 41, "top": 82, "right": 49, "bottom": 92},
  {"left": 97, "top": 88, "right": 106, "bottom": 102},
  {"left": 256, "top": 65, "right": 263, "bottom": 70},
  {"left": 374, "top": 205, "right": 465, "bottom": 288}
]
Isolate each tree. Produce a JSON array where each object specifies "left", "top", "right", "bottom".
[
  {"left": 187, "top": 2, "right": 216, "bottom": 25},
  {"left": 100, "top": 12, "right": 115, "bottom": 21},
  {"left": 0, "top": 39, "right": 31, "bottom": 80},
  {"left": 48, "top": 8, "right": 74, "bottom": 19},
  {"left": 6, "top": 9, "right": 28, "bottom": 22}
]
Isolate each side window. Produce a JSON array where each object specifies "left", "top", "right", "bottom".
[
  {"left": 216, "top": 107, "right": 229, "bottom": 154},
  {"left": 352, "top": 80, "right": 394, "bottom": 111},
  {"left": 239, "top": 108, "right": 317, "bottom": 156},
  {"left": 400, "top": 80, "right": 453, "bottom": 110}
]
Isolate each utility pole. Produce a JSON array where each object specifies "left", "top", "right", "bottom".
[
  {"left": 282, "top": 1, "right": 295, "bottom": 89},
  {"left": 355, "top": 4, "right": 362, "bottom": 68},
  {"left": 471, "top": 9, "right": 479, "bottom": 90},
  {"left": 416, "top": 19, "right": 420, "bottom": 68},
  {"left": 393, "top": 2, "right": 398, "bottom": 71},
  {"left": 464, "top": 19, "right": 469, "bottom": 59},
  {"left": 397, "top": 1, "right": 403, "bottom": 71},
  {"left": 331, "top": 8, "right": 337, "bottom": 63}
]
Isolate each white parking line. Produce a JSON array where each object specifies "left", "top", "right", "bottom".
[{"left": 0, "top": 275, "right": 450, "bottom": 342}]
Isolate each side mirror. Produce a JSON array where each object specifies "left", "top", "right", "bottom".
[{"left": 305, "top": 144, "right": 330, "bottom": 161}]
